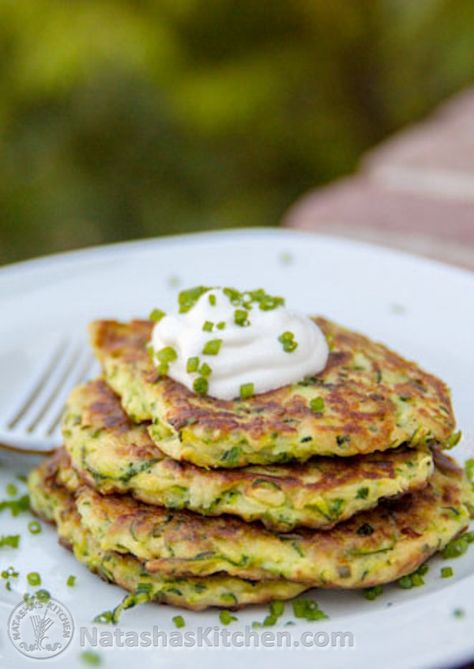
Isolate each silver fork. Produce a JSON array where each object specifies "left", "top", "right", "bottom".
[{"left": 0, "top": 338, "right": 98, "bottom": 454}]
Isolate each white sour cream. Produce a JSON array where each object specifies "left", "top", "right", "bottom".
[{"left": 150, "top": 287, "right": 329, "bottom": 400}]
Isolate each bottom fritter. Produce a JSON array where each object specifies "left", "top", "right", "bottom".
[{"left": 28, "top": 462, "right": 308, "bottom": 611}]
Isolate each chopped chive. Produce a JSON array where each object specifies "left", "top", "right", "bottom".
[
  {"left": 199, "top": 363, "right": 212, "bottom": 378},
  {"left": 27, "top": 572, "right": 41, "bottom": 586},
  {"left": 363, "top": 585, "right": 383, "bottom": 600},
  {"left": 234, "top": 309, "right": 249, "bottom": 327},
  {"left": 202, "top": 321, "right": 214, "bottom": 332},
  {"left": 216, "top": 321, "right": 226, "bottom": 330},
  {"left": 157, "top": 346, "right": 177, "bottom": 363},
  {"left": 0, "top": 534, "right": 20, "bottom": 549},
  {"left": 67, "top": 575, "right": 76, "bottom": 587},
  {"left": 149, "top": 308, "right": 166, "bottom": 323},
  {"left": 28, "top": 520, "right": 42, "bottom": 535},
  {"left": 309, "top": 397, "right": 325, "bottom": 413},
  {"left": 445, "top": 431, "right": 462, "bottom": 449},
  {"left": 80, "top": 650, "right": 102, "bottom": 666},
  {"left": 240, "top": 383, "right": 254, "bottom": 400},
  {"left": 441, "top": 566, "right": 453, "bottom": 579},
  {"left": 292, "top": 598, "right": 328, "bottom": 621},
  {"left": 172, "top": 615, "right": 185, "bottom": 628},
  {"left": 208, "top": 294, "right": 216, "bottom": 306},
  {"left": 35, "top": 589, "right": 50, "bottom": 603},
  {"left": 442, "top": 536, "right": 469, "bottom": 559},
  {"left": 219, "top": 610, "right": 238, "bottom": 625},
  {"left": 397, "top": 575, "right": 413, "bottom": 589},
  {"left": 278, "top": 331, "right": 298, "bottom": 353},
  {"left": 0, "top": 495, "right": 29, "bottom": 516},
  {"left": 178, "top": 286, "right": 210, "bottom": 313},
  {"left": 202, "top": 339, "right": 222, "bottom": 356},
  {"left": 193, "top": 377, "right": 208, "bottom": 396},
  {"left": 186, "top": 356, "right": 200, "bottom": 373},
  {"left": 6, "top": 483, "right": 17, "bottom": 497}
]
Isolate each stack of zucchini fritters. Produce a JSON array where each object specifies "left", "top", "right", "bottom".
[{"left": 28, "top": 317, "right": 473, "bottom": 611}]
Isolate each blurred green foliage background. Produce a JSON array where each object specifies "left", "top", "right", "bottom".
[{"left": 1, "top": 0, "right": 473, "bottom": 264}]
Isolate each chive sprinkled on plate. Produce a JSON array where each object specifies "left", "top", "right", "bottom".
[
  {"left": 363, "top": 585, "right": 383, "bottom": 600},
  {"left": 80, "top": 650, "right": 102, "bottom": 666},
  {"left": 28, "top": 520, "right": 42, "bottom": 535},
  {"left": 0, "top": 534, "right": 20, "bottom": 549},
  {"left": 202, "top": 320, "right": 214, "bottom": 332},
  {"left": 292, "top": 598, "right": 328, "bottom": 621},
  {"left": 67, "top": 575, "right": 76, "bottom": 587},
  {"left": 172, "top": 615, "right": 185, "bottom": 628},
  {"left": 6, "top": 483, "right": 18, "bottom": 497},
  {"left": 219, "top": 610, "right": 237, "bottom": 625},
  {"left": 441, "top": 566, "right": 453, "bottom": 578},
  {"left": 27, "top": 572, "right": 41, "bottom": 586}
]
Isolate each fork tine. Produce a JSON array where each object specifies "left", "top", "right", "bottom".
[
  {"left": 6, "top": 338, "right": 67, "bottom": 429},
  {"left": 14, "top": 339, "right": 81, "bottom": 434},
  {"left": 45, "top": 350, "right": 96, "bottom": 437}
]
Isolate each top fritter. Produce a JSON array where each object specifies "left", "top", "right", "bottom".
[{"left": 90, "top": 315, "right": 456, "bottom": 468}]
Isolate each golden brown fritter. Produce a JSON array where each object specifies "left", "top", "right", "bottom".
[
  {"left": 90, "top": 318, "right": 456, "bottom": 467},
  {"left": 63, "top": 379, "right": 434, "bottom": 531},
  {"left": 48, "top": 448, "right": 472, "bottom": 588},
  {"left": 28, "top": 453, "right": 307, "bottom": 611}
]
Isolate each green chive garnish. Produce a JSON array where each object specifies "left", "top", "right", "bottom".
[
  {"left": 0, "top": 534, "right": 20, "bottom": 548},
  {"left": 199, "top": 363, "right": 212, "bottom": 378},
  {"left": 80, "top": 650, "right": 102, "bottom": 666},
  {"left": 208, "top": 294, "right": 216, "bottom": 306},
  {"left": 6, "top": 483, "right": 17, "bottom": 497},
  {"left": 193, "top": 377, "right": 209, "bottom": 396},
  {"left": 219, "top": 610, "right": 238, "bottom": 625},
  {"left": 28, "top": 520, "right": 42, "bottom": 535},
  {"left": 27, "top": 572, "right": 41, "bottom": 586},
  {"left": 363, "top": 585, "right": 383, "bottom": 601},
  {"left": 67, "top": 575, "right": 76, "bottom": 587},
  {"left": 310, "top": 397, "right": 325, "bottom": 413},
  {"left": 202, "top": 321, "right": 214, "bottom": 332},
  {"left": 240, "top": 383, "right": 254, "bottom": 400},
  {"left": 278, "top": 331, "right": 298, "bottom": 352},
  {"left": 186, "top": 356, "right": 200, "bottom": 373},
  {"left": 234, "top": 309, "right": 249, "bottom": 327},
  {"left": 441, "top": 566, "right": 453, "bottom": 578},
  {"left": 157, "top": 346, "right": 177, "bottom": 363},
  {"left": 202, "top": 339, "right": 222, "bottom": 356},
  {"left": 173, "top": 615, "right": 185, "bottom": 628},
  {"left": 292, "top": 598, "right": 328, "bottom": 621},
  {"left": 216, "top": 321, "right": 226, "bottom": 330},
  {"left": 149, "top": 308, "right": 166, "bottom": 323}
]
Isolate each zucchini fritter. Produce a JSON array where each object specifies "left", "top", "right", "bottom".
[
  {"left": 63, "top": 380, "right": 434, "bottom": 531},
  {"left": 90, "top": 318, "right": 455, "bottom": 468},
  {"left": 54, "top": 449, "right": 471, "bottom": 587},
  {"left": 28, "top": 456, "right": 307, "bottom": 611}
]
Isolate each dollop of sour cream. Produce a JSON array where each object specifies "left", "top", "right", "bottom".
[{"left": 150, "top": 287, "right": 329, "bottom": 401}]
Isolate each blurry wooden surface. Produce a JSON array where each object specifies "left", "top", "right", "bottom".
[{"left": 284, "top": 88, "right": 474, "bottom": 272}]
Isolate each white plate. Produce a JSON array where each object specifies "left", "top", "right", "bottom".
[{"left": 0, "top": 229, "right": 473, "bottom": 669}]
